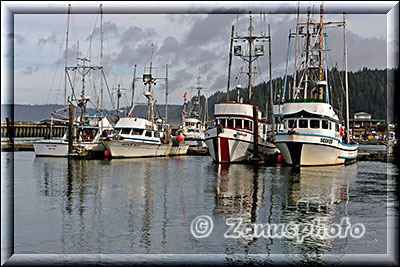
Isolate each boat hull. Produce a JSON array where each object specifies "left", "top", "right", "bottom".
[
  {"left": 103, "top": 140, "right": 189, "bottom": 158},
  {"left": 205, "top": 127, "right": 278, "bottom": 163},
  {"left": 274, "top": 133, "right": 358, "bottom": 166},
  {"left": 33, "top": 140, "right": 69, "bottom": 157}
]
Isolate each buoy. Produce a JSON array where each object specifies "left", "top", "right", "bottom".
[
  {"left": 177, "top": 135, "right": 183, "bottom": 142},
  {"left": 104, "top": 150, "right": 111, "bottom": 158},
  {"left": 277, "top": 154, "right": 284, "bottom": 163}
]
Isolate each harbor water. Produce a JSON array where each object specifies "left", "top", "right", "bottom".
[{"left": 3, "top": 151, "right": 398, "bottom": 263}]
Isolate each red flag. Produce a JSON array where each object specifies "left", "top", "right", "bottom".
[{"left": 184, "top": 92, "right": 187, "bottom": 100}]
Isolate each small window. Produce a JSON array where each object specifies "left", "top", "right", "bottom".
[
  {"left": 121, "top": 128, "right": 131, "bottom": 135},
  {"left": 132, "top": 129, "right": 144, "bottom": 135},
  {"left": 322, "top": 120, "right": 329, "bottom": 129},
  {"left": 235, "top": 119, "right": 242, "bottom": 129},
  {"left": 335, "top": 124, "right": 340, "bottom": 132},
  {"left": 299, "top": 119, "right": 308, "bottom": 128},
  {"left": 243, "top": 120, "right": 250, "bottom": 129},
  {"left": 227, "top": 119, "right": 234, "bottom": 128},
  {"left": 249, "top": 121, "right": 253, "bottom": 131},
  {"left": 310, "top": 120, "right": 320, "bottom": 129},
  {"left": 288, "top": 120, "right": 296, "bottom": 129},
  {"left": 329, "top": 122, "right": 332, "bottom": 130},
  {"left": 220, "top": 119, "right": 226, "bottom": 127},
  {"left": 154, "top": 131, "right": 160, "bottom": 138},
  {"left": 263, "top": 125, "right": 266, "bottom": 135},
  {"left": 145, "top": 131, "right": 153, "bottom": 137}
]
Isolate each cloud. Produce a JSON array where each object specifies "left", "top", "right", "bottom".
[
  {"left": 118, "top": 25, "right": 155, "bottom": 46},
  {"left": 22, "top": 65, "right": 39, "bottom": 75},
  {"left": 37, "top": 33, "right": 57, "bottom": 47}
]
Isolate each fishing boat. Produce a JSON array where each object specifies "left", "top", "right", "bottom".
[
  {"left": 102, "top": 117, "right": 188, "bottom": 158},
  {"left": 33, "top": 113, "right": 112, "bottom": 157},
  {"left": 177, "top": 73, "right": 209, "bottom": 155},
  {"left": 102, "top": 56, "right": 189, "bottom": 158},
  {"left": 273, "top": 4, "right": 358, "bottom": 166},
  {"left": 33, "top": 4, "right": 114, "bottom": 158},
  {"left": 204, "top": 14, "right": 279, "bottom": 163}
]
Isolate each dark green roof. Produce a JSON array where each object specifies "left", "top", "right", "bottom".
[{"left": 350, "top": 118, "right": 385, "bottom": 122}]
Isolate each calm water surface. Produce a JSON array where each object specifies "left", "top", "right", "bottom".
[{"left": 3, "top": 151, "right": 398, "bottom": 263}]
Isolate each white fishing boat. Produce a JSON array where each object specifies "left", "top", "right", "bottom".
[
  {"left": 273, "top": 4, "right": 358, "bottom": 166},
  {"left": 102, "top": 55, "right": 189, "bottom": 158},
  {"left": 102, "top": 117, "right": 188, "bottom": 158},
  {"left": 204, "top": 14, "right": 279, "bottom": 163},
  {"left": 177, "top": 73, "right": 209, "bottom": 153},
  {"left": 179, "top": 116, "right": 207, "bottom": 149},
  {"left": 33, "top": 4, "right": 114, "bottom": 158},
  {"left": 34, "top": 114, "right": 112, "bottom": 157},
  {"left": 205, "top": 102, "right": 278, "bottom": 163}
]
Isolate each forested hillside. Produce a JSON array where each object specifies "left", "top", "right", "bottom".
[{"left": 195, "top": 67, "right": 390, "bottom": 121}]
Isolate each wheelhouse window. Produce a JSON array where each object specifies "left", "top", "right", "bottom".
[
  {"left": 249, "top": 121, "right": 253, "bottom": 131},
  {"left": 154, "top": 131, "right": 160, "bottom": 138},
  {"left": 121, "top": 128, "right": 132, "bottom": 135},
  {"left": 288, "top": 119, "right": 297, "bottom": 129},
  {"left": 145, "top": 131, "right": 153, "bottom": 137},
  {"left": 299, "top": 119, "right": 308, "bottom": 128},
  {"left": 310, "top": 120, "right": 320, "bottom": 129},
  {"left": 235, "top": 119, "right": 242, "bottom": 129},
  {"left": 322, "top": 120, "right": 329, "bottom": 129},
  {"left": 131, "top": 129, "right": 144, "bottom": 136},
  {"left": 335, "top": 124, "right": 340, "bottom": 132},
  {"left": 219, "top": 119, "right": 226, "bottom": 127},
  {"left": 227, "top": 119, "right": 234, "bottom": 128},
  {"left": 243, "top": 120, "right": 250, "bottom": 129}
]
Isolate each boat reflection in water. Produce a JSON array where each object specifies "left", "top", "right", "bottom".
[
  {"left": 26, "top": 154, "right": 386, "bottom": 260},
  {"left": 277, "top": 164, "right": 358, "bottom": 261}
]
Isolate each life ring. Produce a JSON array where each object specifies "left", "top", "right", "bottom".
[{"left": 340, "top": 126, "right": 344, "bottom": 137}]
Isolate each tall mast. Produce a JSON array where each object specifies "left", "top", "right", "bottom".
[
  {"left": 344, "top": 12, "right": 350, "bottom": 143},
  {"left": 318, "top": 4, "right": 324, "bottom": 100},
  {"left": 303, "top": 9, "right": 311, "bottom": 99},
  {"left": 100, "top": 4, "right": 104, "bottom": 129},
  {"left": 165, "top": 64, "right": 168, "bottom": 125},
  {"left": 226, "top": 25, "right": 234, "bottom": 102},
  {"left": 292, "top": 1, "right": 300, "bottom": 99},
  {"left": 64, "top": 4, "right": 71, "bottom": 115},
  {"left": 268, "top": 24, "right": 274, "bottom": 133},
  {"left": 248, "top": 13, "right": 254, "bottom": 102},
  {"left": 131, "top": 64, "right": 137, "bottom": 110}
]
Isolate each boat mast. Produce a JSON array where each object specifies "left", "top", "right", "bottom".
[
  {"left": 100, "top": 4, "right": 104, "bottom": 130},
  {"left": 343, "top": 12, "right": 350, "bottom": 143},
  {"left": 64, "top": 4, "right": 71, "bottom": 116},
  {"left": 165, "top": 64, "right": 168, "bottom": 126},
  {"left": 318, "top": 4, "right": 324, "bottom": 100},
  {"left": 226, "top": 25, "right": 234, "bottom": 102},
  {"left": 248, "top": 13, "right": 254, "bottom": 102},
  {"left": 303, "top": 9, "right": 311, "bottom": 99},
  {"left": 292, "top": 2, "right": 300, "bottom": 99}
]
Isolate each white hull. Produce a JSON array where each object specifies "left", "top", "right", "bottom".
[
  {"left": 34, "top": 139, "right": 106, "bottom": 157},
  {"left": 275, "top": 133, "right": 358, "bottom": 166},
  {"left": 103, "top": 140, "right": 189, "bottom": 158},
  {"left": 205, "top": 127, "right": 278, "bottom": 163},
  {"left": 33, "top": 140, "right": 69, "bottom": 157}
]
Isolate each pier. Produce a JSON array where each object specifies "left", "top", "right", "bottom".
[{"left": 1, "top": 122, "right": 66, "bottom": 138}]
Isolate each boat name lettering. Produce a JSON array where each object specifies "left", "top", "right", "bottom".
[
  {"left": 236, "top": 132, "right": 247, "bottom": 137},
  {"left": 320, "top": 138, "right": 333, "bottom": 144}
]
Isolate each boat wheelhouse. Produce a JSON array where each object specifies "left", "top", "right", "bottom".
[{"left": 205, "top": 102, "right": 278, "bottom": 163}]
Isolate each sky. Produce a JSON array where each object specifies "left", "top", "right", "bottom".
[{"left": 2, "top": 1, "right": 398, "bottom": 109}]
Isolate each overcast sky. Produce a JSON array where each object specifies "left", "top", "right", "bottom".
[{"left": 2, "top": 1, "right": 398, "bottom": 108}]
